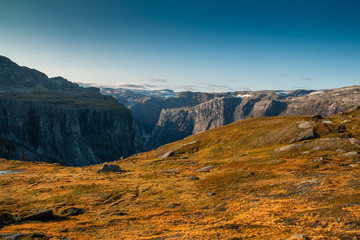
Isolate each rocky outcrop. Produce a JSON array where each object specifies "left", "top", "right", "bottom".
[
  {"left": 0, "top": 56, "right": 142, "bottom": 166},
  {"left": 145, "top": 97, "right": 241, "bottom": 149}
]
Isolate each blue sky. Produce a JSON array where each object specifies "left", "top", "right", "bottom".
[{"left": 1, "top": 0, "right": 359, "bottom": 92}]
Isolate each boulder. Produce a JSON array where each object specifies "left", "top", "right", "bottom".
[
  {"left": 339, "top": 151, "right": 360, "bottom": 157},
  {"left": 59, "top": 207, "right": 84, "bottom": 216},
  {"left": 297, "top": 121, "right": 313, "bottom": 129},
  {"left": 23, "top": 209, "right": 54, "bottom": 221},
  {"left": 159, "top": 168, "right": 179, "bottom": 174},
  {"left": 289, "top": 129, "right": 315, "bottom": 143},
  {"left": 0, "top": 233, "right": 47, "bottom": 240},
  {"left": 98, "top": 164, "right": 123, "bottom": 173},
  {"left": 195, "top": 165, "right": 214, "bottom": 172},
  {"left": 349, "top": 138, "right": 360, "bottom": 148},
  {"left": 0, "top": 212, "right": 14, "bottom": 226},
  {"left": 274, "top": 144, "right": 301, "bottom": 153},
  {"left": 189, "top": 176, "right": 199, "bottom": 180}
]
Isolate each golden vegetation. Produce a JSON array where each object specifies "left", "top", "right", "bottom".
[{"left": 1, "top": 107, "right": 360, "bottom": 239}]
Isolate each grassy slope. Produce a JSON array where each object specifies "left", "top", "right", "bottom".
[{"left": 0, "top": 107, "right": 360, "bottom": 239}]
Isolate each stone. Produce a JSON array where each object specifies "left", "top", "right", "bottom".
[
  {"left": 158, "top": 151, "right": 175, "bottom": 159},
  {"left": 59, "top": 207, "right": 84, "bottom": 216},
  {"left": 310, "top": 115, "right": 323, "bottom": 119},
  {"left": 0, "top": 233, "right": 47, "bottom": 240},
  {"left": 195, "top": 165, "right": 214, "bottom": 172},
  {"left": 23, "top": 209, "right": 54, "bottom": 221},
  {"left": 339, "top": 151, "right": 360, "bottom": 157},
  {"left": 297, "top": 121, "right": 313, "bottom": 129},
  {"left": 336, "top": 149, "right": 347, "bottom": 153},
  {"left": 312, "top": 157, "right": 329, "bottom": 163},
  {"left": 159, "top": 168, "right": 179, "bottom": 174},
  {"left": 312, "top": 146, "right": 322, "bottom": 151},
  {"left": 98, "top": 164, "right": 123, "bottom": 173},
  {"left": 296, "top": 179, "right": 322, "bottom": 194},
  {"left": 289, "top": 129, "right": 315, "bottom": 143},
  {"left": 349, "top": 138, "right": 360, "bottom": 147},
  {"left": 167, "top": 203, "right": 180, "bottom": 208},
  {"left": 289, "top": 234, "right": 309, "bottom": 240},
  {"left": 207, "top": 192, "right": 216, "bottom": 196},
  {"left": 274, "top": 144, "right": 301, "bottom": 153},
  {"left": 189, "top": 176, "right": 199, "bottom": 180},
  {"left": 0, "top": 212, "right": 14, "bottom": 226}
]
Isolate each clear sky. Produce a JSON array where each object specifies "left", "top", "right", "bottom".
[{"left": 1, "top": 0, "right": 359, "bottom": 92}]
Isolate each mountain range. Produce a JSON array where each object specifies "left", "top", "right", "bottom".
[
  {"left": 0, "top": 55, "right": 359, "bottom": 166},
  {"left": 103, "top": 86, "right": 360, "bottom": 150}
]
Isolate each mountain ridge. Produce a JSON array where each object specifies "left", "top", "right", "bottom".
[
  {"left": 104, "top": 85, "right": 360, "bottom": 150},
  {"left": 0, "top": 55, "right": 142, "bottom": 166}
]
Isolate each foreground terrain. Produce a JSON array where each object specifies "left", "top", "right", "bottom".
[{"left": 1, "top": 107, "right": 360, "bottom": 239}]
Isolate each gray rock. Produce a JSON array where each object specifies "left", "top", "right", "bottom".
[
  {"left": 336, "top": 149, "right": 347, "bottom": 153},
  {"left": 289, "top": 128, "right": 315, "bottom": 144},
  {"left": 195, "top": 165, "right": 214, "bottom": 172},
  {"left": 1, "top": 233, "right": 47, "bottom": 240},
  {"left": 312, "top": 157, "right": 329, "bottom": 162},
  {"left": 349, "top": 138, "right": 360, "bottom": 148},
  {"left": 297, "top": 121, "right": 313, "bottom": 129},
  {"left": 274, "top": 144, "right": 301, "bottom": 153},
  {"left": 296, "top": 179, "right": 322, "bottom": 194},
  {"left": 189, "top": 176, "right": 199, "bottom": 180},
  {"left": 207, "top": 192, "right": 216, "bottom": 196},
  {"left": 159, "top": 168, "right": 179, "bottom": 174},
  {"left": 0, "top": 212, "right": 14, "bottom": 226},
  {"left": 23, "top": 209, "right": 54, "bottom": 221},
  {"left": 342, "top": 119, "right": 352, "bottom": 124},
  {"left": 59, "top": 207, "right": 84, "bottom": 216},
  {"left": 167, "top": 203, "right": 180, "bottom": 208},
  {"left": 339, "top": 151, "right": 360, "bottom": 157},
  {"left": 98, "top": 164, "right": 123, "bottom": 173},
  {"left": 158, "top": 150, "right": 177, "bottom": 159}
]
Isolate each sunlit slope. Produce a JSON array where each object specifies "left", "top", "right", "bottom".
[{"left": 1, "top": 107, "right": 360, "bottom": 239}]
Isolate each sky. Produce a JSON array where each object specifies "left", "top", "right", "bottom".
[{"left": 0, "top": 0, "right": 359, "bottom": 92}]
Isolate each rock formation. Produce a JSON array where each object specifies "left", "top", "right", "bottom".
[{"left": 0, "top": 56, "right": 142, "bottom": 166}]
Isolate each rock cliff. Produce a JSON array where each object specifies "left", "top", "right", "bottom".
[{"left": 0, "top": 56, "right": 142, "bottom": 166}]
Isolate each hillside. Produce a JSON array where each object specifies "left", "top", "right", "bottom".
[{"left": 1, "top": 106, "right": 359, "bottom": 239}]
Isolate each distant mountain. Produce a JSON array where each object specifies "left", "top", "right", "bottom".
[
  {"left": 0, "top": 56, "right": 142, "bottom": 166},
  {"left": 105, "top": 86, "right": 360, "bottom": 150}
]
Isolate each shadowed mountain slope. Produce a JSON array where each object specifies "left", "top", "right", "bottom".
[{"left": 0, "top": 56, "right": 142, "bottom": 166}]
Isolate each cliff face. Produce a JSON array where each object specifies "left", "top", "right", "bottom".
[
  {"left": 107, "top": 86, "right": 360, "bottom": 150},
  {"left": 145, "top": 97, "right": 242, "bottom": 149},
  {"left": 0, "top": 56, "right": 142, "bottom": 166}
]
